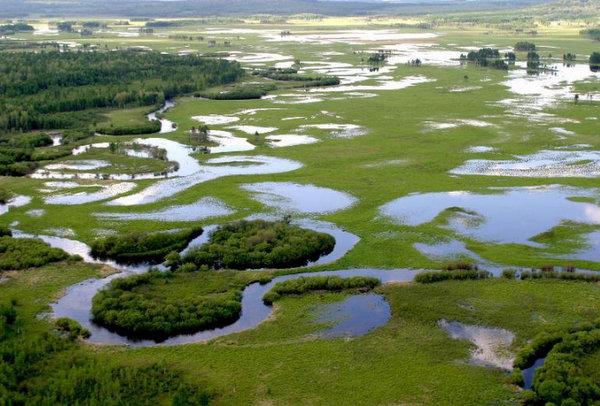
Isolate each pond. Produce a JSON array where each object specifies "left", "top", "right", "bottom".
[{"left": 380, "top": 185, "right": 600, "bottom": 246}]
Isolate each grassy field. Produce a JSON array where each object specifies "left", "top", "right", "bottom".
[{"left": 1, "top": 16, "right": 600, "bottom": 404}]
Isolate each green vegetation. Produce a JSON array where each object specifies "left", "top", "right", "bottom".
[
  {"left": 0, "top": 187, "right": 11, "bottom": 204},
  {"left": 514, "top": 41, "right": 536, "bottom": 52},
  {"left": 463, "top": 48, "right": 508, "bottom": 69},
  {"left": 526, "top": 328, "right": 600, "bottom": 405},
  {"left": 0, "top": 303, "right": 212, "bottom": 404},
  {"left": 415, "top": 269, "right": 491, "bottom": 283},
  {"left": 263, "top": 275, "right": 380, "bottom": 304},
  {"left": 581, "top": 28, "right": 600, "bottom": 41},
  {"left": 0, "top": 236, "right": 71, "bottom": 271},
  {"left": 92, "top": 270, "right": 243, "bottom": 340},
  {"left": 90, "top": 227, "right": 203, "bottom": 264},
  {"left": 0, "top": 23, "right": 33, "bottom": 35},
  {"left": 0, "top": 50, "right": 243, "bottom": 134},
  {"left": 591, "top": 52, "right": 600, "bottom": 71},
  {"left": 55, "top": 317, "right": 91, "bottom": 340},
  {"left": 197, "top": 83, "right": 276, "bottom": 100},
  {"left": 252, "top": 68, "right": 340, "bottom": 87},
  {"left": 182, "top": 220, "right": 335, "bottom": 270}
]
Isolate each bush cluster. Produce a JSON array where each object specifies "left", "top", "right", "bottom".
[
  {"left": 92, "top": 271, "right": 242, "bottom": 340},
  {"left": 463, "top": 48, "right": 509, "bottom": 69},
  {"left": 95, "top": 118, "right": 161, "bottom": 135},
  {"left": 518, "top": 324, "right": 600, "bottom": 405},
  {"left": 415, "top": 269, "right": 491, "bottom": 284},
  {"left": 263, "top": 275, "right": 380, "bottom": 304},
  {"left": 182, "top": 220, "right": 335, "bottom": 270},
  {"left": 90, "top": 227, "right": 203, "bottom": 264},
  {"left": 55, "top": 317, "right": 91, "bottom": 340},
  {"left": 0, "top": 236, "right": 70, "bottom": 271},
  {"left": 0, "top": 302, "right": 213, "bottom": 404},
  {"left": 197, "top": 84, "right": 276, "bottom": 100}
]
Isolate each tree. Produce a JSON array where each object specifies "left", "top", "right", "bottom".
[{"left": 590, "top": 52, "right": 600, "bottom": 72}]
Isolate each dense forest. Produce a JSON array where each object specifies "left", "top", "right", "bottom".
[
  {"left": 0, "top": 50, "right": 243, "bottom": 175},
  {"left": 0, "top": 50, "right": 243, "bottom": 133}
]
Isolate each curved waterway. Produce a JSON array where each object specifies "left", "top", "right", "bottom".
[
  {"left": 147, "top": 100, "right": 177, "bottom": 133},
  {"left": 54, "top": 267, "right": 420, "bottom": 346}
]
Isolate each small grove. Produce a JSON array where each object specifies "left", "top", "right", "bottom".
[
  {"left": 181, "top": 220, "right": 335, "bottom": 270},
  {"left": 262, "top": 276, "right": 380, "bottom": 305},
  {"left": 0, "top": 235, "right": 73, "bottom": 271},
  {"left": 90, "top": 226, "right": 203, "bottom": 264},
  {"left": 91, "top": 269, "right": 266, "bottom": 341},
  {"left": 513, "top": 322, "right": 600, "bottom": 405}
]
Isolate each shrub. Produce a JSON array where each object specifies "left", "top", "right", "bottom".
[
  {"left": 414, "top": 269, "right": 491, "bottom": 284},
  {"left": 55, "top": 317, "right": 91, "bottom": 340},
  {"left": 514, "top": 41, "right": 536, "bottom": 52},
  {"left": 0, "top": 236, "right": 70, "bottom": 270},
  {"left": 530, "top": 328, "right": 600, "bottom": 404},
  {"left": 182, "top": 220, "right": 335, "bottom": 270},
  {"left": 197, "top": 84, "right": 276, "bottom": 100},
  {"left": 90, "top": 227, "right": 203, "bottom": 264},
  {"left": 590, "top": 52, "right": 600, "bottom": 72},
  {"left": 95, "top": 119, "right": 161, "bottom": 135},
  {"left": 0, "top": 188, "right": 11, "bottom": 204},
  {"left": 0, "top": 302, "right": 213, "bottom": 404},
  {"left": 502, "top": 269, "right": 517, "bottom": 279},
  {"left": 92, "top": 271, "right": 242, "bottom": 340},
  {"left": 263, "top": 276, "right": 380, "bottom": 304}
]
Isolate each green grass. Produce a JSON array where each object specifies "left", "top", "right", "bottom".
[{"left": 1, "top": 18, "right": 600, "bottom": 404}]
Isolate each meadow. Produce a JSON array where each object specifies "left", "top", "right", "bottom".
[{"left": 0, "top": 14, "right": 599, "bottom": 404}]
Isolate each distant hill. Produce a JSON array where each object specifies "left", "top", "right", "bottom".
[{"left": 0, "top": 0, "right": 551, "bottom": 18}]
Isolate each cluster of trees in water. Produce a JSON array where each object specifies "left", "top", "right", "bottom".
[
  {"left": 252, "top": 67, "right": 340, "bottom": 87},
  {"left": 0, "top": 235, "right": 74, "bottom": 271},
  {"left": 180, "top": 220, "right": 335, "bottom": 270},
  {"left": 0, "top": 300, "right": 212, "bottom": 404},
  {"left": 196, "top": 83, "right": 275, "bottom": 100},
  {"left": 92, "top": 270, "right": 242, "bottom": 340},
  {"left": 90, "top": 227, "right": 203, "bottom": 264},
  {"left": 513, "top": 322, "right": 600, "bottom": 405},
  {"left": 462, "top": 48, "right": 509, "bottom": 70},
  {"left": 262, "top": 276, "right": 380, "bottom": 305},
  {"left": 415, "top": 262, "right": 490, "bottom": 283}
]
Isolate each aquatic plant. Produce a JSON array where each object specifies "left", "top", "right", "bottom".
[
  {"left": 90, "top": 227, "right": 203, "bottom": 264},
  {"left": 263, "top": 276, "right": 380, "bottom": 304},
  {"left": 182, "top": 220, "right": 335, "bottom": 270},
  {"left": 0, "top": 236, "right": 70, "bottom": 271},
  {"left": 414, "top": 269, "right": 491, "bottom": 283}
]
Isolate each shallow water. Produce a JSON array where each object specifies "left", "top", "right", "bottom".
[
  {"left": 0, "top": 195, "right": 31, "bottom": 215},
  {"left": 192, "top": 114, "right": 239, "bottom": 125},
  {"left": 208, "top": 130, "right": 256, "bottom": 154},
  {"left": 147, "top": 100, "right": 177, "bottom": 134},
  {"left": 53, "top": 267, "right": 419, "bottom": 346},
  {"left": 299, "top": 123, "right": 368, "bottom": 138},
  {"left": 107, "top": 155, "right": 302, "bottom": 206},
  {"left": 263, "top": 30, "right": 437, "bottom": 45},
  {"left": 44, "top": 182, "right": 136, "bottom": 205},
  {"left": 266, "top": 134, "right": 319, "bottom": 148},
  {"left": 45, "top": 160, "right": 110, "bottom": 171},
  {"left": 523, "top": 358, "right": 545, "bottom": 389},
  {"left": 439, "top": 319, "right": 515, "bottom": 370},
  {"left": 313, "top": 293, "right": 391, "bottom": 338},
  {"left": 563, "top": 230, "right": 600, "bottom": 262},
  {"left": 242, "top": 182, "right": 357, "bottom": 215},
  {"left": 451, "top": 150, "right": 600, "bottom": 178},
  {"left": 380, "top": 185, "right": 600, "bottom": 246},
  {"left": 96, "top": 197, "right": 234, "bottom": 221},
  {"left": 227, "top": 125, "right": 277, "bottom": 135}
]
